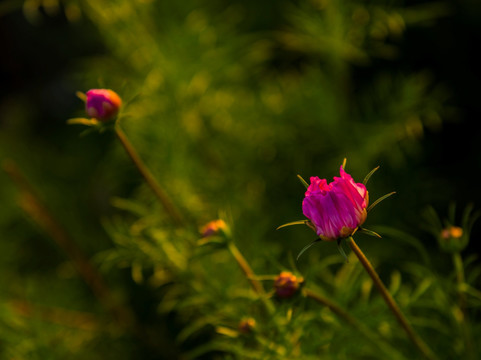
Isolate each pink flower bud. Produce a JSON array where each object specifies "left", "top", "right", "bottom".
[
  {"left": 200, "top": 219, "right": 228, "bottom": 237},
  {"left": 302, "top": 165, "right": 369, "bottom": 241},
  {"left": 274, "top": 271, "right": 303, "bottom": 298},
  {"left": 85, "top": 89, "right": 122, "bottom": 121}
]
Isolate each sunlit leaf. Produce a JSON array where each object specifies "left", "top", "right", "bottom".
[
  {"left": 363, "top": 166, "right": 379, "bottom": 185},
  {"left": 358, "top": 227, "right": 382, "bottom": 238},
  {"left": 276, "top": 220, "right": 308, "bottom": 230},
  {"left": 297, "top": 175, "right": 309, "bottom": 189}
]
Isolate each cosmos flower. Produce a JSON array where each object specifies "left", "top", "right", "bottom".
[{"left": 302, "top": 165, "right": 369, "bottom": 241}]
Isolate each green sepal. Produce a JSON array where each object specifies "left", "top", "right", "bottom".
[
  {"left": 67, "top": 117, "right": 99, "bottom": 126},
  {"left": 76, "top": 91, "right": 87, "bottom": 102},
  {"left": 297, "top": 239, "right": 321, "bottom": 261},
  {"left": 276, "top": 220, "right": 308, "bottom": 230},
  {"left": 297, "top": 175, "right": 309, "bottom": 189},
  {"left": 337, "top": 239, "right": 349, "bottom": 262},
  {"left": 363, "top": 166, "right": 380, "bottom": 185},
  {"left": 367, "top": 191, "right": 396, "bottom": 212},
  {"left": 358, "top": 227, "right": 382, "bottom": 238}
]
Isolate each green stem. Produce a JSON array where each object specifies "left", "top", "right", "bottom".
[
  {"left": 303, "top": 287, "right": 363, "bottom": 328},
  {"left": 226, "top": 241, "right": 275, "bottom": 314},
  {"left": 347, "top": 237, "right": 437, "bottom": 360},
  {"left": 115, "top": 124, "right": 183, "bottom": 226},
  {"left": 453, "top": 252, "right": 475, "bottom": 359},
  {"left": 303, "top": 287, "right": 406, "bottom": 360}
]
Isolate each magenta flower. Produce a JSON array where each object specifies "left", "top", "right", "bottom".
[
  {"left": 85, "top": 89, "right": 122, "bottom": 121},
  {"left": 302, "top": 165, "right": 369, "bottom": 241}
]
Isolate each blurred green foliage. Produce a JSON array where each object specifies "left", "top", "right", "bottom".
[{"left": 1, "top": 0, "right": 481, "bottom": 359}]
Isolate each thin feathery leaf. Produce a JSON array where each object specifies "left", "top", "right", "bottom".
[
  {"left": 462, "top": 203, "right": 474, "bottom": 227},
  {"left": 276, "top": 220, "right": 308, "bottom": 230},
  {"left": 368, "top": 191, "right": 396, "bottom": 212},
  {"left": 297, "top": 175, "right": 309, "bottom": 189},
  {"left": 297, "top": 239, "right": 321, "bottom": 261},
  {"left": 448, "top": 202, "right": 457, "bottom": 224},
  {"left": 467, "top": 210, "right": 481, "bottom": 234},
  {"left": 358, "top": 227, "right": 382, "bottom": 238},
  {"left": 363, "top": 166, "right": 380, "bottom": 185},
  {"left": 424, "top": 206, "right": 443, "bottom": 230},
  {"left": 337, "top": 239, "right": 349, "bottom": 262}
]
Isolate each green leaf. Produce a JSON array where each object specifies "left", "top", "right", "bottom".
[
  {"left": 447, "top": 202, "right": 457, "bottom": 224},
  {"left": 297, "top": 175, "right": 309, "bottom": 189},
  {"left": 297, "top": 239, "right": 321, "bottom": 261},
  {"left": 423, "top": 206, "right": 443, "bottom": 231},
  {"left": 337, "top": 239, "right": 349, "bottom": 262},
  {"left": 358, "top": 227, "right": 382, "bottom": 238},
  {"left": 367, "top": 191, "right": 396, "bottom": 212},
  {"left": 276, "top": 220, "right": 308, "bottom": 230},
  {"left": 363, "top": 166, "right": 379, "bottom": 185}
]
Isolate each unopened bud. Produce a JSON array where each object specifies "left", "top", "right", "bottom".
[
  {"left": 439, "top": 226, "right": 467, "bottom": 253},
  {"left": 238, "top": 318, "right": 256, "bottom": 334},
  {"left": 274, "top": 271, "right": 303, "bottom": 298},
  {"left": 200, "top": 219, "right": 229, "bottom": 237},
  {"left": 85, "top": 89, "right": 122, "bottom": 121}
]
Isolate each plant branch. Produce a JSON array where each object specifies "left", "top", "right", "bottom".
[
  {"left": 347, "top": 237, "right": 437, "bottom": 360},
  {"left": 303, "top": 287, "right": 406, "bottom": 360},
  {"left": 114, "top": 124, "right": 184, "bottom": 226},
  {"left": 226, "top": 241, "right": 275, "bottom": 314}
]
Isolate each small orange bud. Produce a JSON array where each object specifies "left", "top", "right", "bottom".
[
  {"left": 200, "top": 219, "right": 228, "bottom": 237},
  {"left": 238, "top": 318, "right": 256, "bottom": 334},
  {"left": 439, "top": 226, "right": 467, "bottom": 253},
  {"left": 274, "top": 271, "right": 303, "bottom": 298}
]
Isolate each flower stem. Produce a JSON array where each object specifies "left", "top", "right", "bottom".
[
  {"left": 226, "top": 241, "right": 275, "bottom": 314},
  {"left": 303, "top": 287, "right": 406, "bottom": 360},
  {"left": 303, "top": 287, "right": 362, "bottom": 327},
  {"left": 114, "top": 124, "right": 183, "bottom": 226},
  {"left": 453, "top": 252, "right": 475, "bottom": 359},
  {"left": 347, "top": 237, "right": 437, "bottom": 360}
]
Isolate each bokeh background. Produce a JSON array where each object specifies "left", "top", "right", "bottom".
[{"left": 1, "top": 0, "right": 481, "bottom": 359}]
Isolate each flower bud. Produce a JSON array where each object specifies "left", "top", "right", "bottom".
[
  {"left": 302, "top": 165, "right": 368, "bottom": 241},
  {"left": 200, "top": 219, "right": 229, "bottom": 237},
  {"left": 439, "top": 226, "right": 467, "bottom": 253},
  {"left": 85, "top": 89, "right": 122, "bottom": 121},
  {"left": 238, "top": 318, "right": 256, "bottom": 334},
  {"left": 274, "top": 271, "right": 303, "bottom": 298}
]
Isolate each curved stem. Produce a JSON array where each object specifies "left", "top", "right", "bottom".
[
  {"left": 303, "top": 288, "right": 361, "bottom": 327},
  {"left": 115, "top": 124, "right": 183, "bottom": 226},
  {"left": 304, "top": 288, "right": 406, "bottom": 360},
  {"left": 347, "top": 237, "right": 437, "bottom": 360},
  {"left": 226, "top": 241, "right": 275, "bottom": 314}
]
